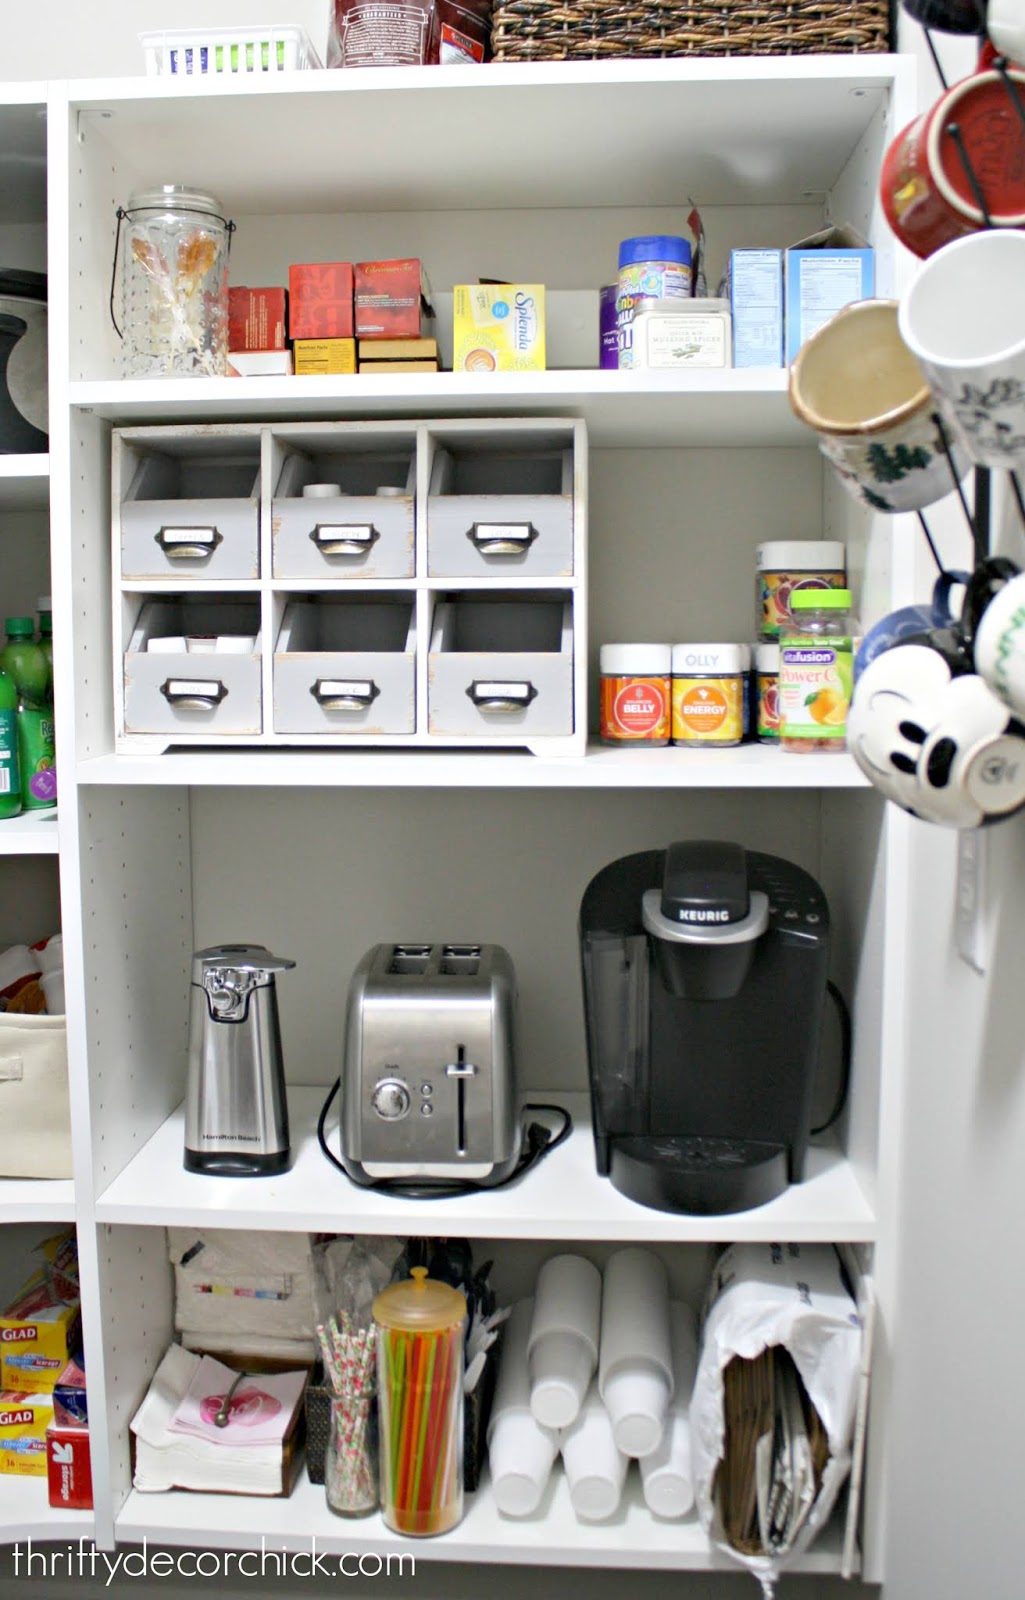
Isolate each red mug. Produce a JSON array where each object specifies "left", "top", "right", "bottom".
[{"left": 880, "top": 66, "right": 1025, "bottom": 257}]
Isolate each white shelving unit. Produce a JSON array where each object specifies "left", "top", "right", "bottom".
[
  {"left": 1, "top": 50, "right": 922, "bottom": 1575},
  {"left": 0, "top": 809, "right": 59, "bottom": 852}
]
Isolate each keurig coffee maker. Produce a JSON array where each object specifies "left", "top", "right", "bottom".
[{"left": 580, "top": 840, "right": 831, "bottom": 1215}]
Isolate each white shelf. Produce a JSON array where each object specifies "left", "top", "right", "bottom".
[
  {"left": 0, "top": 1475, "right": 93, "bottom": 1543},
  {"left": 95, "top": 1088, "right": 875, "bottom": 1242},
  {"left": 68, "top": 58, "right": 901, "bottom": 214},
  {"left": 0, "top": 1176, "right": 75, "bottom": 1222},
  {"left": 71, "top": 372, "right": 802, "bottom": 448},
  {"left": 116, "top": 1462, "right": 852, "bottom": 1575},
  {"left": 0, "top": 455, "right": 49, "bottom": 510},
  {"left": 77, "top": 743, "right": 870, "bottom": 789},
  {"left": 0, "top": 810, "right": 59, "bottom": 854}
]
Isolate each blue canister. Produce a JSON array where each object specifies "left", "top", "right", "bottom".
[{"left": 616, "top": 236, "right": 693, "bottom": 366}]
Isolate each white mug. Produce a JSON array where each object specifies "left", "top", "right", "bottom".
[
  {"left": 973, "top": 570, "right": 1025, "bottom": 716},
  {"left": 988, "top": 0, "right": 1025, "bottom": 63},
  {"left": 899, "top": 230, "right": 1025, "bottom": 471}
]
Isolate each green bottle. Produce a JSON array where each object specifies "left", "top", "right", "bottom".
[
  {"left": 1, "top": 617, "right": 55, "bottom": 811},
  {"left": 0, "top": 664, "right": 21, "bottom": 819},
  {"left": 37, "top": 596, "right": 53, "bottom": 698}
]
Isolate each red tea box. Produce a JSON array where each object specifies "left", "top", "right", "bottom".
[
  {"left": 355, "top": 259, "right": 432, "bottom": 339},
  {"left": 228, "top": 288, "right": 287, "bottom": 351},
  {"left": 46, "top": 1421, "right": 93, "bottom": 1509},
  {"left": 289, "top": 263, "right": 354, "bottom": 339}
]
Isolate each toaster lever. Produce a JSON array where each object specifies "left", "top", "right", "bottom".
[
  {"left": 446, "top": 1050, "right": 479, "bottom": 1156},
  {"left": 445, "top": 1062, "right": 479, "bottom": 1078}
]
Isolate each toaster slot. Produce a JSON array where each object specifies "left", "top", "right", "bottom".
[
  {"left": 446, "top": 1043, "right": 479, "bottom": 1155},
  {"left": 440, "top": 945, "right": 482, "bottom": 976},
  {"left": 388, "top": 944, "right": 433, "bottom": 975}
]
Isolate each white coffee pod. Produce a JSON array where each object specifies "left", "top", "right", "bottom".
[{"left": 303, "top": 482, "right": 346, "bottom": 498}]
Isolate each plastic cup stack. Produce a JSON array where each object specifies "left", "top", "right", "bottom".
[
  {"left": 560, "top": 1379, "right": 629, "bottom": 1521},
  {"left": 487, "top": 1299, "right": 562, "bottom": 1518},
  {"left": 598, "top": 1247, "right": 673, "bottom": 1459},
  {"left": 638, "top": 1301, "right": 699, "bottom": 1518},
  {"left": 527, "top": 1254, "right": 602, "bottom": 1431}
]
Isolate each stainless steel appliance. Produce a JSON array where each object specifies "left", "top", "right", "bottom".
[
  {"left": 338, "top": 942, "right": 521, "bottom": 1188},
  {"left": 580, "top": 841, "right": 832, "bottom": 1215},
  {"left": 184, "top": 943, "right": 295, "bottom": 1176}
]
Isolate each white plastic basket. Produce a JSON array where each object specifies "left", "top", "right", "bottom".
[{"left": 140, "top": 26, "right": 322, "bottom": 76}]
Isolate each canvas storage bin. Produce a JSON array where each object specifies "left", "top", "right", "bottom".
[
  {"left": 0, "top": 1012, "right": 72, "bottom": 1178},
  {"left": 168, "top": 1227, "right": 318, "bottom": 1362}
]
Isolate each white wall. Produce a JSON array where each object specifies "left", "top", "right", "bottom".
[{"left": 1, "top": 0, "right": 333, "bottom": 79}]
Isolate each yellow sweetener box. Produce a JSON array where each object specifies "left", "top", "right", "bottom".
[
  {"left": 452, "top": 285, "right": 546, "bottom": 372},
  {"left": 0, "top": 1391, "right": 53, "bottom": 1476}
]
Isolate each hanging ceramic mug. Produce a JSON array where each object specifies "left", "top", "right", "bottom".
[
  {"left": 901, "top": 0, "right": 987, "bottom": 32},
  {"left": 899, "top": 229, "right": 1025, "bottom": 469},
  {"left": 855, "top": 568, "right": 972, "bottom": 680},
  {"left": 961, "top": 555, "right": 1025, "bottom": 714},
  {"left": 788, "top": 298, "right": 969, "bottom": 513},
  {"left": 879, "top": 67, "right": 1025, "bottom": 258},
  {"left": 988, "top": 0, "right": 1025, "bottom": 61}
]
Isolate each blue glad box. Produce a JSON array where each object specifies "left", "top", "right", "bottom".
[{"left": 785, "top": 248, "right": 874, "bottom": 362}]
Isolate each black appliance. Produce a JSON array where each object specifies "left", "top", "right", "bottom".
[
  {"left": 580, "top": 840, "right": 831, "bottom": 1216},
  {"left": 0, "top": 271, "right": 47, "bottom": 452}
]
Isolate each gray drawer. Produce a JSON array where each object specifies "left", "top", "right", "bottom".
[
  {"left": 428, "top": 596, "right": 573, "bottom": 738},
  {"left": 273, "top": 597, "right": 416, "bottom": 735},
  {"left": 272, "top": 450, "right": 415, "bottom": 579},
  {"left": 427, "top": 446, "right": 573, "bottom": 578},
  {"left": 124, "top": 598, "right": 262, "bottom": 736},
  {"left": 121, "top": 451, "right": 260, "bottom": 581}
]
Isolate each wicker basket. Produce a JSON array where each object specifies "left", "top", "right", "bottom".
[{"left": 491, "top": 1, "right": 892, "bottom": 61}]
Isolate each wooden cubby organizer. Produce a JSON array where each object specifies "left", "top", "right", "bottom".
[{"left": 0, "top": 51, "right": 928, "bottom": 1578}]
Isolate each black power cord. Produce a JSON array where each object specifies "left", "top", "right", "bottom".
[
  {"left": 317, "top": 1077, "right": 572, "bottom": 1199},
  {"left": 811, "top": 979, "right": 853, "bottom": 1137}
]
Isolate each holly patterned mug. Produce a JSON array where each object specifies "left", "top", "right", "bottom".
[{"left": 789, "top": 298, "right": 969, "bottom": 513}]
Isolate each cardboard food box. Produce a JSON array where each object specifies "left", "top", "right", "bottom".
[
  {"left": 727, "top": 249, "right": 784, "bottom": 369},
  {"left": 47, "top": 1421, "right": 93, "bottom": 1509},
  {"left": 228, "top": 288, "right": 287, "bottom": 352},
  {"left": 1, "top": 1263, "right": 82, "bottom": 1395},
  {"left": 357, "top": 337, "right": 439, "bottom": 361},
  {"left": 355, "top": 258, "right": 433, "bottom": 340},
  {"left": 53, "top": 1354, "right": 87, "bottom": 1426},
  {"left": 452, "top": 284, "right": 546, "bottom": 371},
  {"left": 288, "top": 263, "right": 354, "bottom": 340},
  {"left": 293, "top": 338, "right": 357, "bottom": 375},
  {"left": 0, "top": 1391, "right": 53, "bottom": 1475},
  {"left": 228, "top": 350, "right": 294, "bottom": 377},
  {"left": 359, "top": 359, "right": 440, "bottom": 372},
  {"left": 784, "top": 226, "right": 874, "bottom": 361}
]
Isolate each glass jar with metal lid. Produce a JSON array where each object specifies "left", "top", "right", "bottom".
[{"left": 117, "top": 185, "right": 233, "bottom": 377}]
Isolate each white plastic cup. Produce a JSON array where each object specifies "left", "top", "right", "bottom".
[
  {"left": 527, "top": 1255, "right": 601, "bottom": 1430},
  {"left": 40, "top": 968, "right": 65, "bottom": 1016},
  {"left": 146, "top": 636, "right": 187, "bottom": 654},
  {"left": 599, "top": 1247, "right": 673, "bottom": 1459},
  {"left": 602, "top": 1363, "right": 671, "bottom": 1458},
  {"left": 560, "top": 1381, "right": 628, "bottom": 1522},
  {"left": 489, "top": 1410, "right": 560, "bottom": 1517},
  {"left": 375, "top": 485, "right": 404, "bottom": 497},
  {"left": 638, "top": 1302, "right": 699, "bottom": 1518},
  {"left": 488, "top": 1299, "right": 561, "bottom": 1517},
  {"left": 303, "top": 482, "right": 345, "bottom": 498},
  {"left": 185, "top": 635, "right": 218, "bottom": 654}
]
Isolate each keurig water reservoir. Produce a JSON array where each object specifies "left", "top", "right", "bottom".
[{"left": 579, "top": 840, "right": 831, "bottom": 1215}]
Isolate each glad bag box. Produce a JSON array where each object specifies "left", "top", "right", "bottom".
[
  {"left": 0, "top": 1391, "right": 53, "bottom": 1475},
  {"left": 1, "top": 1229, "right": 81, "bottom": 1394},
  {"left": 47, "top": 1421, "right": 93, "bottom": 1509}
]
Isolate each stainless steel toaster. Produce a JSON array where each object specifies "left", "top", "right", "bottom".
[{"left": 339, "top": 943, "right": 521, "bottom": 1188}]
